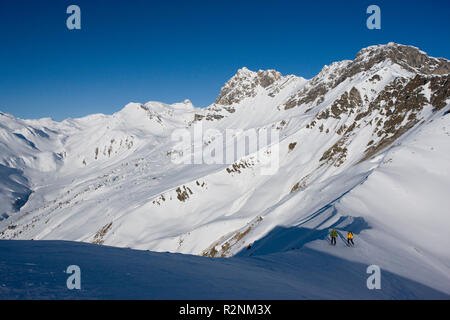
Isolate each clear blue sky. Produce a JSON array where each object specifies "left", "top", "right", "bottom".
[{"left": 0, "top": 0, "right": 449, "bottom": 121}]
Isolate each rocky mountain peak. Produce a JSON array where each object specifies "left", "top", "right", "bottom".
[
  {"left": 214, "top": 68, "right": 284, "bottom": 105},
  {"left": 284, "top": 43, "right": 450, "bottom": 112},
  {"left": 353, "top": 42, "right": 450, "bottom": 75}
]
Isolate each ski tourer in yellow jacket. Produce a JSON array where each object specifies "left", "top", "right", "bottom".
[{"left": 347, "top": 232, "right": 354, "bottom": 246}]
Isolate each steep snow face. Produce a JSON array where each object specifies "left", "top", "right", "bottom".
[{"left": 1, "top": 43, "right": 450, "bottom": 296}]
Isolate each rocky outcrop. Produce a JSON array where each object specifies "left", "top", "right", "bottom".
[
  {"left": 283, "top": 43, "right": 450, "bottom": 111},
  {"left": 215, "top": 68, "right": 283, "bottom": 106}
]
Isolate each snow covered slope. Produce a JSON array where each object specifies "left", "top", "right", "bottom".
[
  {"left": 1, "top": 240, "right": 448, "bottom": 299},
  {"left": 1, "top": 43, "right": 450, "bottom": 297}
]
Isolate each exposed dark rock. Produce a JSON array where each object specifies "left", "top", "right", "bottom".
[{"left": 215, "top": 68, "right": 282, "bottom": 106}]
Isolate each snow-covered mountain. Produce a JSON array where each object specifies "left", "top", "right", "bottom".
[{"left": 1, "top": 42, "right": 450, "bottom": 297}]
